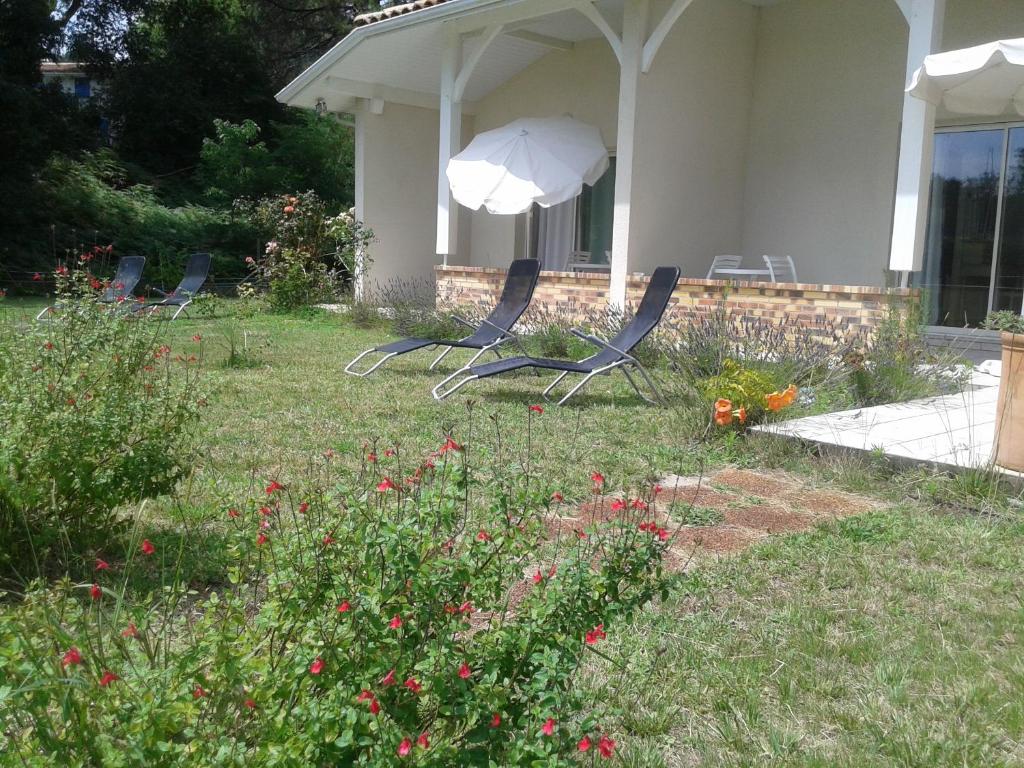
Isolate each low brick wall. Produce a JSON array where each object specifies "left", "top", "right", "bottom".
[{"left": 435, "top": 265, "right": 917, "bottom": 337}]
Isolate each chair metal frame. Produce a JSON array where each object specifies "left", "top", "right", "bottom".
[
  {"left": 345, "top": 314, "right": 528, "bottom": 378},
  {"left": 762, "top": 254, "right": 798, "bottom": 283},
  {"left": 433, "top": 329, "right": 665, "bottom": 405},
  {"left": 706, "top": 254, "right": 743, "bottom": 279}
]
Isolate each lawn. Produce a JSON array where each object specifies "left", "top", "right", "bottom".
[{"left": 2, "top": 298, "right": 1022, "bottom": 766}]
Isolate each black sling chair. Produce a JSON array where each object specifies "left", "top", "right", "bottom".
[
  {"left": 433, "top": 265, "right": 680, "bottom": 406},
  {"left": 344, "top": 258, "right": 542, "bottom": 377},
  {"left": 138, "top": 252, "right": 211, "bottom": 320},
  {"left": 36, "top": 255, "right": 146, "bottom": 320}
]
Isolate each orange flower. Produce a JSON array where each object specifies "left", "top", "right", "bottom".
[
  {"left": 713, "top": 398, "right": 733, "bottom": 425},
  {"left": 765, "top": 384, "right": 798, "bottom": 412},
  {"left": 736, "top": 406, "right": 747, "bottom": 424}
]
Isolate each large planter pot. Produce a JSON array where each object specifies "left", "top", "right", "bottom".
[{"left": 994, "top": 331, "right": 1024, "bottom": 472}]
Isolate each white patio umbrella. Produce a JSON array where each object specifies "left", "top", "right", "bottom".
[
  {"left": 907, "top": 38, "right": 1024, "bottom": 115},
  {"left": 446, "top": 116, "right": 609, "bottom": 215}
]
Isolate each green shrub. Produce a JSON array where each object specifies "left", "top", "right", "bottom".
[
  {"left": 0, "top": 262, "right": 205, "bottom": 581},
  {"left": 242, "top": 191, "right": 373, "bottom": 310},
  {"left": 982, "top": 310, "right": 1024, "bottom": 334},
  {"left": 0, "top": 438, "right": 670, "bottom": 766},
  {"left": 699, "top": 359, "right": 779, "bottom": 420}
]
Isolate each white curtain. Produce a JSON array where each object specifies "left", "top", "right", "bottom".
[{"left": 534, "top": 199, "right": 575, "bottom": 271}]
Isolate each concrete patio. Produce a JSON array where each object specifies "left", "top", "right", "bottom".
[{"left": 752, "top": 362, "right": 1017, "bottom": 475}]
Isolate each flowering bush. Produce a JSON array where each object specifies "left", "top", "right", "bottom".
[
  {"left": 0, "top": 257, "right": 204, "bottom": 580},
  {"left": 241, "top": 190, "right": 373, "bottom": 310},
  {"left": 0, "top": 435, "right": 670, "bottom": 765}
]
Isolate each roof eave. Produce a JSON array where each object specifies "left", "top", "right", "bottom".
[{"left": 275, "top": 0, "right": 499, "bottom": 107}]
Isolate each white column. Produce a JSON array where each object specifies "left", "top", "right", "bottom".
[
  {"left": 353, "top": 106, "right": 367, "bottom": 300},
  {"left": 436, "top": 28, "right": 462, "bottom": 265},
  {"left": 608, "top": 0, "right": 648, "bottom": 309},
  {"left": 888, "top": 0, "right": 946, "bottom": 274}
]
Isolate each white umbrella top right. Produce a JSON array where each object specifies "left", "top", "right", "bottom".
[{"left": 908, "top": 38, "right": 1024, "bottom": 115}]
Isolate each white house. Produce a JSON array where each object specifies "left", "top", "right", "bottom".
[
  {"left": 40, "top": 61, "right": 105, "bottom": 104},
  {"left": 278, "top": 0, "right": 1024, "bottom": 331}
]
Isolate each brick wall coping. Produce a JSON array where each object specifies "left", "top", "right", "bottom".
[{"left": 434, "top": 264, "right": 916, "bottom": 298}]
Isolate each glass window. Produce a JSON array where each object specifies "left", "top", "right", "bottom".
[
  {"left": 994, "top": 127, "right": 1024, "bottom": 315},
  {"left": 921, "top": 129, "right": 1004, "bottom": 327}
]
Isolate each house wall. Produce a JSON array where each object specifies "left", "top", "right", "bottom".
[
  {"left": 358, "top": 101, "right": 444, "bottom": 294},
  {"left": 740, "top": 0, "right": 907, "bottom": 288},
  {"left": 740, "top": 0, "right": 1024, "bottom": 287},
  {"left": 630, "top": 0, "right": 758, "bottom": 277}
]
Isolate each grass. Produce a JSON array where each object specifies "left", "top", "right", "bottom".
[{"left": 2, "top": 297, "right": 1023, "bottom": 766}]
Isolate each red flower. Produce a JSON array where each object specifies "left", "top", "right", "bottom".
[
  {"left": 33, "top": 272, "right": 42, "bottom": 281},
  {"left": 475, "top": 529, "right": 491, "bottom": 542},
  {"left": 367, "top": 452, "right": 377, "bottom": 463},
  {"left": 458, "top": 600, "right": 473, "bottom": 614},
  {"left": 490, "top": 713, "right": 502, "bottom": 728},
  {"left": 439, "top": 436, "right": 461, "bottom": 454},
  {"left": 458, "top": 662, "right": 471, "bottom": 679},
  {"left": 260, "top": 519, "right": 271, "bottom": 530},
  {"left": 591, "top": 471, "right": 605, "bottom": 489},
  {"left": 298, "top": 502, "right": 309, "bottom": 514},
  {"left": 370, "top": 698, "right": 381, "bottom": 715},
  {"left": 122, "top": 623, "right": 138, "bottom": 638},
  {"left": 631, "top": 498, "right": 649, "bottom": 510},
  {"left": 551, "top": 491, "right": 564, "bottom": 502},
  {"left": 404, "top": 677, "right": 422, "bottom": 694},
  {"left": 575, "top": 529, "right": 588, "bottom": 540},
  {"left": 227, "top": 508, "right": 240, "bottom": 519},
  {"left": 259, "top": 506, "right": 272, "bottom": 517},
  {"left": 99, "top": 670, "right": 119, "bottom": 687},
  {"left": 90, "top": 278, "right": 102, "bottom": 290},
  {"left": 657, "top": 528, "right": 669, "bottom": 541},
  {"left": 377, "top": 477, "right": 398, "bottom": 493},
  {"left": 598, "top": 734, "right": 616, "bottom": 758},
  {"left": 62, "top": 647, "right": 82, "bottom": 668},
  {"left": 265, "top": 480, "right": 284, "bottom": 494},
  {"left": 336, "top": 600, "right": 351, "bottom": 613},
  {"left": 578, "top": 735, "right": 592, "bottom": 752},
  {"left": 638, "top": 522, "right": 652, "bottom": 532},
  {"left": 529, "top": 404, "right": 544, "bottom": 414},
  {"left": 193, "top": 685, "right": 208, "bottom": 699},
  {"left": 322, "top": 535, "right": 334, "bottom": 546},
  {"left": 541, "top": 718, "right": 556, "bottom": 736},
  {"left": 256, "top": 533, "right": 269, "bottom": 546},
  {"left": 585, "top": 624, "right": 607, "bottom": 645},
  {"left": 388, "top": 615, "right": 402, "bottom": 630},
  {"left": 384, "top": 448, "right": 396, "bottom": 457},
  {"left": 56, "top": 265, "right": 69, "bottom": 276},
  {"left": 43, "top": 341, "right": 54, "bottom": 350},
  {"left": 532, "top": 570, "right": 544, "bottom": 585},
  {"left": 90, "top": 583, "right": 101, "bottom": 601},
  {"left": 95, "top": 558, "right": 110, "bottom": 571},
  {"left": 397, "top": 738, "right": 412, "bottom": 757},
  {"left": 243, "top": 698, "right": 256, "bottom": 710},
  {"left": 417, "top": 732, "right": 430, "bottom": 749},
  {"left": 380, "top": 669, "right": 397, "bottom": 686},
  {"left": 310, "top": 657, "right": 325, "bottom": 675},
  {"left": 140, "top": 539, "right": 155, "bottom": 555},
  {"left": 610, "top": 498, "right": 626, "bottom": 511},
  {"left": 356, "top": 689, "right": 374, "bottom": 703}
]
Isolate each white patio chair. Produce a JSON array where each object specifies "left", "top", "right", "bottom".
[
  {"left": 706, "top": 255, "right": 743, "bottom": 279},
  {"left": 763, "top": 255, "right": 798, "bottom": 283}
]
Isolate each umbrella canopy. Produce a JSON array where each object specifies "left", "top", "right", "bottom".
[
  {"left": 446, "top": 116, "right": 609, "bottom": 215},
  {"left": 908, "top": 38, "right": 1024, "bottom": 115}
]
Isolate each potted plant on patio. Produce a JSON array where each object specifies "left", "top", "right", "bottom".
[{"left": 983, "top": 311, "right": 1024, "bottom": 472}]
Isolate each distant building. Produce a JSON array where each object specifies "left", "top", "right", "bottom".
[{"left": 40, "top": 61, "right": 105, "bottom": 104}]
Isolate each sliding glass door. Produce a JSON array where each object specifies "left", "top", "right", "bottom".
[{"left": 922, "top": 125, "right": 1024, "bottom": 326}]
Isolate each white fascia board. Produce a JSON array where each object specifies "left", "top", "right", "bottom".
[{"left": 276, "top": 0, "right": 509, "bottom": 106}]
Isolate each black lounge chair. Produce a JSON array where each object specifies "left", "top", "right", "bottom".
[
  {"left": 433, "top": 265, "right": 680, "bottom": 405},
  {"left": 139, "top": 252, "right": 211, "bottom": 319},
  {"left": 36, "top": 255, "right": 147, "bottom": 320},
  {"left": 344, "top": 258, "right": 542, "bottom": 377}
]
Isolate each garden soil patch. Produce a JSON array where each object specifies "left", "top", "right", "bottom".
[{"left": 542, "top": 468, "right": 881, "bottom": 573}]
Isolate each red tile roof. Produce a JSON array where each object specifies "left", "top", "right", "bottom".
[{"left": 354, "top": 0, "right": 451, "bottom": 27}]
